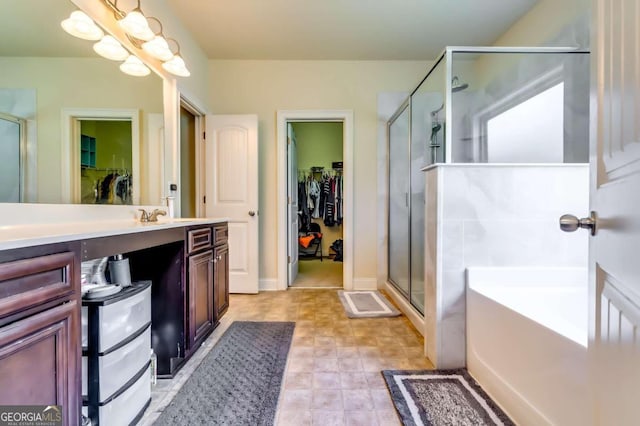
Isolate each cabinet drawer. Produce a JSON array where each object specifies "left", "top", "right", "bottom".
[
  {"left": 0, "top": 251, "right": 76, "bottom": 320},
  {"left": 213, "top": 224, "right": 228, "bottom": 245},
  {"left": 187, "top": 228, "right": 212, "bottom": 253}
]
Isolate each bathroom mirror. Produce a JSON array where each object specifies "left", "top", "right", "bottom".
[{"left": 0, "top": 0, "right": 164, "bottom": 205}]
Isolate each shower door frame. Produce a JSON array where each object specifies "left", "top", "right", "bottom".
[{"left": 0, "top": 112, "right": 27, "bottom": 202}]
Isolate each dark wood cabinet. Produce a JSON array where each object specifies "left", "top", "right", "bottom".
[
  {"left": 188, "top": 250, "right": 214, "bottom": 348},
  {"left": 214, "top": 243, "right": 229, "bottom": 320},
  {"left": 0, "top": 244, "right": 80, "bottom": 426},
  {"left": 0, "top": 302, "right": 79, "bottom": 419}
]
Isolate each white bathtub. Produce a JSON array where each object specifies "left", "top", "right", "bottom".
[{"left": 466, "top": 267, "right": 589, "bottom": 426}]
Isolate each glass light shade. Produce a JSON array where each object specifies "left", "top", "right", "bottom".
[
  {"left": 142, "top": 36, "right": 173, "bottom": 61},
  {"left": 118, "top": 10, "right": 154, "bottom": 41},
  {"left": 61, "top": 10, "right": 104, "bottom": 41},
  {"left": 93, "top": 36, "right": 129, "bottom": 61},
  {"left": 120, "top": 55, "right": 151, "bottom": 77},
  {"left": 162, "top": 54, "right": 190, "bottom": 77}
]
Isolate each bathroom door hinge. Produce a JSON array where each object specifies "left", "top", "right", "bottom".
[
  {"left": 203, "top": 131, "right": 206, "bottom": 140},
  {"left": 288, "top": 255, "right": 291, "bottom": 263},
  {"left": 203, "top": 196, "right": 206, "bottom": 204},
  {"left": 287, "top": 137, "right": 291, "bottom": 145}
]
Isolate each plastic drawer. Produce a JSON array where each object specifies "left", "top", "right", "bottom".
[
  {"left": 83, "top": 366, "right": 151, "bottom": 426},
  {"left": 97, "top": 286, "right": 151, "bottom": 352},
  {"left": 82, "top": 326, "right": 151, "bottom": 400}
]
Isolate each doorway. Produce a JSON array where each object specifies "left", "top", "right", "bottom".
[
  {"left": 288, "top": 121, "right": 344, "bottom": 288},
  {"left": 180, "top": 106, "right": 197, "bottom": 217}
]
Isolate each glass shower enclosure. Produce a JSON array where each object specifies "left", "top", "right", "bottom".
[{"left": 387, "top": 46, "right": 590, "bottom": 315}]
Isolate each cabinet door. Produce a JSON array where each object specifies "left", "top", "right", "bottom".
[
  {"left": 0, "top": 301, "right": 80, "bottom": 426},
  {"left": 188, "top": 250, "right": 214, "bottom": 348},
  {"left": 214, "top": 244, "right": 229, "bottom": 320}
]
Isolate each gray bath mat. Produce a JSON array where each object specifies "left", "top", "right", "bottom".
[
  {"left": 154, "top": 321, "right": 295, "bottom": 426},
  {"left": 337, "top": 290, "right": 401, "bottom": 318},
  {"left": 382, "top": 369, "right": 515, "bottom": 426}
]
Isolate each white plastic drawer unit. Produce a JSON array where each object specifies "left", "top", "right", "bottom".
[
  {"left": 82, "top": 284, "right": 151, "bottom": 352},
  {"left": 82, "top": 326, "right": 151, "bottom": 400},
  {"left": 82, "top": 366, "right": 151, "bottom": 426}
]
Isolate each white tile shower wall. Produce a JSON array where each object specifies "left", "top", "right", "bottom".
[{"left": 424, "top": 164, "right": 589, "bottom": 368}]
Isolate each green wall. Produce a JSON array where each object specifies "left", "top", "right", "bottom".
[{"left": 292, "top": 122, "right": 343, "bottom": 172}]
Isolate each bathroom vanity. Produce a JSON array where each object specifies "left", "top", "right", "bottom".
[{"left": 0, "top": 212, "right": 229, "bottom": 426}]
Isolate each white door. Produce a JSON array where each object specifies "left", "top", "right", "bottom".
[
  {"left": 205, "top": 115, "right": 259, "bottom": 294},
  {"left": 287, "top": 123, "right": 299, "bottom": 285},
  {"left": 563, "top": 1, "right": 640, "bottom": 423}
]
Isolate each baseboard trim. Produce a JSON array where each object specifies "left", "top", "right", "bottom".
[
  {"left": 259, "top": 279, "right": 279, "bottom": 291},
  {"left": 352, "top": 278, "right": 377, "bottom": 290}
]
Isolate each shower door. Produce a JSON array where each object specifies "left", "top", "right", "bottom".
[
  {"left": 0, "top": 113, "right": 24, "bottom": 202},
  {"left": 388, "top": 103, "right": 410, "bottom": 296}
]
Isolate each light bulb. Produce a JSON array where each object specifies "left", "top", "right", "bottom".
[
  {"left": 118, "top": 9, "right": 154, "bottom": 41},
  {"left": 142, "top": 36, "right": 173, "bottom": 61},
  {"left": 162, "top": 54, "right": 190, "bottom": 77},
  {"left": 120, "top": 55, "right": 151, "bottom": 77},
  {"left": 61, "top": 10, "right": 104, "bottom": 41},
  {"left": 93, "top": 36, "right": 129, "bottom": 61}
]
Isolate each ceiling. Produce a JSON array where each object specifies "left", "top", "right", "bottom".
[
  {"left": 165, "top": 0, "right": 539, "bottom": 60},
  {"left": 0, "top": 0, "right": 539, "bottom": 60}
]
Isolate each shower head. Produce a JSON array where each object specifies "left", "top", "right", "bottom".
[{"left": 451, "top": 76, "right": 469, "bottom": 93}]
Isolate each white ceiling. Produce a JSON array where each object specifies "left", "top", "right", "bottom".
[
  {"left": 0, "top": 0, "right": 539, "bottom": 60},
  {"left": 165, "top": 0, "right": 539, "bottom": 60}
]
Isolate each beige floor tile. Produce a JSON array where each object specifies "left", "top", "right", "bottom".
[
  {"left": 291, "top": 346, "right": 316, "bottom": 358},
  {"left": 370, "top": 389, "right": 396, "bottom": 411},
  {"left": 278, "top": 410, "right": 312, "bottom": 426},
  {"left": 340, "top": 372, "right": 369, "bottom": 389},
  {"left": 338, "top": 358, "right": 363, "bottom": 372},
  {"left": 314, "top": 358, "right": 340, "bottom": 372},
  {"left": 313, "top": 372, "right": 342, "bottom": 389},
  {"left": 285, "top": 372, "right": 313, "bottom": 390},
  {"left": 342, "top": 389, "right": 374, "bottom": 411},
  {"left": 289, "top": 357, "right": 315, "bottom": 372},
  {"left": 376, "top": 410, "right": 402, "bottom": 426},
  {"left": 314, "top": 346, "right": 338, "bottom": 358},
  {"left": 312, "top": 390, "right": 343, "bottom": 410},
  {"left": 344, "top": 410, "right": 379, "bottom": 426},
  {"left": 311, "top": 410, "right": 345, "bottom": 426},
  {"left": 336, "top": 347, "right": 359, "bottom": 358},
  {"left": 280, "top": 389, "right": 313, "bottom": 411}
]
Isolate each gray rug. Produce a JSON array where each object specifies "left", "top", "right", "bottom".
[
  {"left": 382, "top": 369, "right": 515, "bottom": 426},
  {"left": 154, "top": 321, "right": 295, "bottom": 426},
  {"left": 337, "top": 290, "right": 401, "bottom": 318}
]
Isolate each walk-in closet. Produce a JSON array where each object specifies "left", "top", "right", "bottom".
[{"left": 287, "top": 122, "right": 344, "bottom": 287}]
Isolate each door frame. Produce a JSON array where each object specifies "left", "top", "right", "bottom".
[
  {"left": 61, "top": 108, "right": 140, "bottom": 204},
  {"left": 276, "top": 110, "right": 354, "bottom": 291},
  {"left": 179, "top": 95, "right": 206, "bottom": 218}
]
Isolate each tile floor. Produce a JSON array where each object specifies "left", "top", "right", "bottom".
[
  {"left": 140, "top": 289, "right": 432, "bottom": 426},
  {"left": 292, "top": 259, "right": 344, "bottom": 288}
]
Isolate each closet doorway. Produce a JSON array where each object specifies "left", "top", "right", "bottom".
[{"left": 288, "top": 121, "right": 344, "bottom": 288}]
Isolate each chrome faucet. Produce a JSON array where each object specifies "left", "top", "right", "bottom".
[{"left": 138, "top": 208, "right": 167, "bottom": 223}]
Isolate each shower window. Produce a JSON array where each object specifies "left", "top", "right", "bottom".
[{"left": 486, "top": 82, "right": 565, "bottom": 162}]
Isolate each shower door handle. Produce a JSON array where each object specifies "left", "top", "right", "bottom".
[{"left": 559, "top": 211, "right": 597, "bottom": 236}]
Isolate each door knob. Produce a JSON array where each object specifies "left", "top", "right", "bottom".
[
  {"left": 559, "top": 211, "right": 597, "bottom": 236},
  {"left": 248, "top": 211, "right": 256, "bottom": 217}
]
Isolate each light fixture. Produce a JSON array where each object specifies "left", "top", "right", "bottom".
[
  {"left": 93, "top": 35, "right": 129, "bottom": 61},
  {"left": 141, "top": 18, "right": 173, "bottom": 61},
  {"left": 162, "top": 39, "right": 191, "bottom": 77},
  {"left": 118, "top": 0, "right": 154, "bottom": 41},
  {"left": 120, "top": 55, "right": 151, "bottom": 77},
  {"left": 61, "top": 10, "right": 104, "bottom": 41},
  {"left": 60, "top": 2, "right": 190, "bottom": 78}
]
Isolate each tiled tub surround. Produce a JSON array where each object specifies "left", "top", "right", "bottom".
[{"left": 423, "top": 164, "right": 589, "bottom": 368}]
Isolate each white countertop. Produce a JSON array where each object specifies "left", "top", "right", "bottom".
[{"left": 0, "top": 217, "right": 228, "bottom": 251}]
